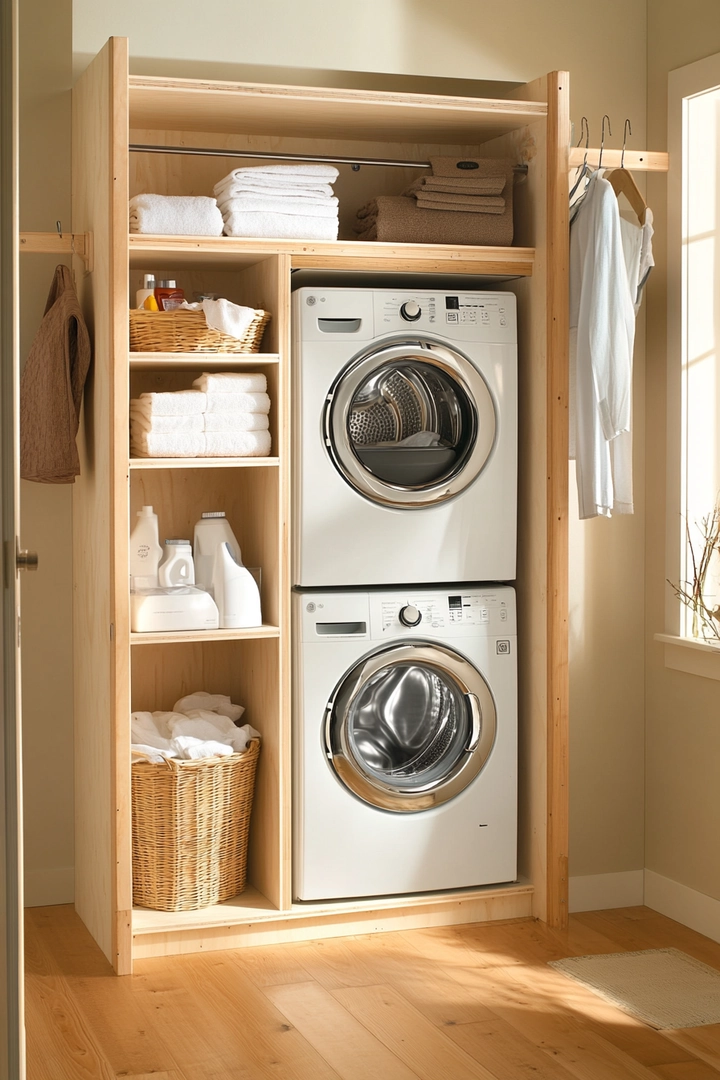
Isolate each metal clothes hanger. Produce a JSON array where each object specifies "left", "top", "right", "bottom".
[
  {"left": 569, "top": 117, "right": 590, "bottom": 202},
  {"left": 606, "top": 120, "right": 648, "bottom": 225},
  {"left": 598, "top": 115, "right": 611, "bottom": 170}
]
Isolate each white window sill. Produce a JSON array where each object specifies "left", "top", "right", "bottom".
[{"left": 655, "top": 633, "right": 720, "bottom": 681}]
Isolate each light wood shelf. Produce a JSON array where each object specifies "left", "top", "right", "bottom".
[
  {"left": 129, "top": 351, "right": 280, "bottom": 368},
  {"left": 130, "top": 624, "right": 280, "bottom": 645},
  {"left": 129, "top": 455, "right": 279, "bottom": 469},
  {"left": 128, "top": 75, "right": 547, "bottom": 142},
  {"left": 128, "top": 235, "right": 536, "bottom": 277}
]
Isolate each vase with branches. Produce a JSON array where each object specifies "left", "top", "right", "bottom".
[{"left": 669, "top": 504, "right": 720, "bottom": 643}]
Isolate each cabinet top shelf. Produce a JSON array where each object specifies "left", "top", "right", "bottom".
[
  {"left": 128, "top": 76, "right": 548, "bottom": 144},
  {"left": 128, "top": 235, "right": 535, "bottom": 277}
]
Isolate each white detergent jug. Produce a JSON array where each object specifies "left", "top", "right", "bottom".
[
  {"left": 129, "top": 505, "right": 163, "bottom": 590},
  {"left": 193, "top": 511, "right": 241, "bottom": 594},
  {"left": 212, "top": 542, "right": 262, "bottom": 629},
  {"left": 158, "top": 539, "right": 195, "bottom": 587}
]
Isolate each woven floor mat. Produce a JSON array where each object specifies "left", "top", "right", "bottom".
[{"left": 549, "top": 948, "right": 720, "bottom": 1029}]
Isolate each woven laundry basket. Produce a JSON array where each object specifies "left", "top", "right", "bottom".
[
  {"left": 129, "top": 308, "right": 271, "bottom": 353},
  {"left": 131, "top": 739, "right": 260, "bottom": 912}
]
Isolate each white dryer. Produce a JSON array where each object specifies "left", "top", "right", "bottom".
[
  {"left": 292, "top": 287, "right": 517, "bottom": 587},
  {"left": 293, "top": 585, "right": 517, "bottom": 901}
]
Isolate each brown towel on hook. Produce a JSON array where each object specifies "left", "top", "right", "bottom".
[{"left": 20, "top": 264, "right": 91, "bottom": 483}]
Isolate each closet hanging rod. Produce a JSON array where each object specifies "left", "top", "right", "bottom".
[
  {"left": 568, "top": 147, "right": 668, "bottom": 172},
  {"left": 129, "top": 143, "right": 529, "bottom": 173}
]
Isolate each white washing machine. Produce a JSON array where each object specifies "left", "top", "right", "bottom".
[
  {"left": 293, "top": 585, "right": 517, "bottom": 901},
  {"left": 292, "top": 287, "right": 517, "bottom": 587}
]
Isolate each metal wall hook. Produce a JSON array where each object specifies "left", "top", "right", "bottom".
[
  {"left": 598, "top": 115, "right": 612, "bottom": 169},
  {"left": 56, "top": 220, "right": 63, "bottom": 239},
  {"left": 621, "top": 119, "right": 632, "bottom": 168}
]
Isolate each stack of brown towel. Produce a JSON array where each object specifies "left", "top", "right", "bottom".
[{"left": 354, "top": 157, "right": 515, "bottom": 246}]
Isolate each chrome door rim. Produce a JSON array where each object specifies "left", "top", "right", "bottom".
[
  {"left": 324, "top": 641, "right": 497, "bottom": 812},
  {"left": 324, "top": 340, "right": 497, "bottom": 509}
]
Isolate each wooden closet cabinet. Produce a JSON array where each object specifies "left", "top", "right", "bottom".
[{"left": 71, "top": 37, "right": 569, "bottom": 974}]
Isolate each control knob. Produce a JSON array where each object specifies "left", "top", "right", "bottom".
[
  {"left": 400, "top": 300, "right": 421, "bottom": 322},
  {"left": 399, "top": 604, "right": 422, "bottom": 627}
]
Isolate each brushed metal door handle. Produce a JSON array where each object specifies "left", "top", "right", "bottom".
[{"left": 16, "top": 549, "right": 38, "bottom": 572}]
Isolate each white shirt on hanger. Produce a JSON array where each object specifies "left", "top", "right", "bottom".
[{"left": 569, "top": 169, "right": 647, "bottom": 520}]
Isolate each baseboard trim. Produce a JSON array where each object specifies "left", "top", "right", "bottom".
[
  {"left": 24, "top": 866, "right": 74, "bottom": 907},
  {"left": 644, "top": 870, "right": 720, "bottom": 944},
  {"left": 569, "top": 870, "right": 645, "bottom": 912}
]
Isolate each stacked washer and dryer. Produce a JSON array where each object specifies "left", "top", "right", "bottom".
[{"left": 291, "top": 287, "right": 518, "bottom": 902}]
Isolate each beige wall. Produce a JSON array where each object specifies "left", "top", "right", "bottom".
[
  {"left": 18, "top": 0, "right": 75, "bottom": 906},
  {"left": 19, "top": 0, "right": 649, "bottom": 906},
  {"left": 645, "top": 0, "right": 720, "bottom": 900}
]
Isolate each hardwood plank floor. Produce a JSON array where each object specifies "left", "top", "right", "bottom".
[{"left": 24, "top": 905, "right": 720, "bottom": 1080}]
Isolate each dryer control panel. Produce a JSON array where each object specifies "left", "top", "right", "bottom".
[
  {"left": 373, "top": 290, "right": 516, "bottom": 343},
  {"left": 292, "top": 287, "right": 516, "bottom": 345}
]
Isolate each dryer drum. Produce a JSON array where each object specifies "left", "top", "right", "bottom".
[{"left": 325, "top": 340, "right": 497, "bottom": 508}]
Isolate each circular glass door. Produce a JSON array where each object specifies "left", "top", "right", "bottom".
[
  {"left": 324, "top": 340, "right": 496, "bottom": 509},
  {"left": 324, "top": 641, "right": 497, "bottom": 812}
]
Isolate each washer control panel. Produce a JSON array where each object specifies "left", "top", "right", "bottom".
[{"left": 376, "top": 589, "right": 515, "bottom": 637}]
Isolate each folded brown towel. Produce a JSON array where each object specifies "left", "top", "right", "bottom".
[
  {"left": 354, "top": 195, "right": 513, "bottom": 246},
  {"left": 405, "top": 175, "right": 507, "bottom": 197},
  {"left": 415, "top": 193, "right": 506, "bottom": 213},
  {"left": 20, "top": 264, "right": 92, "bottom": 483}
]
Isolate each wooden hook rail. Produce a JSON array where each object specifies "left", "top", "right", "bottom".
[
  {"left": 568, "top": 148, "right": 669, "bottom": 172},
  {"left": 19, "top": 231, "right": 94, "bottom": 271}
]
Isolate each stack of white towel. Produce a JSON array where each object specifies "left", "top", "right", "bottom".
[
  {"left": 213, "top": 164, "right": 339, "bottom": 241},
  {"left": 129, "top": 194, "right": 224, "bottom": 236},
  {"left": 130, "top": 374, "right": 272, "bottom": 458}
]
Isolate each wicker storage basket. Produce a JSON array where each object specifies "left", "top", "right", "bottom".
[
  {"left": 131, "top": 739, "right": 260, "bottom": 912},
  {"left": 129, "top": 308, "right": 271, "bottom": 353}
]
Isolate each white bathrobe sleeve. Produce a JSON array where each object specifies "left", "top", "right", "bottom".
[
  {"left": 569, "top": 172, "right": 637, "bottom": 519},
  {"left": 577, "top": 176, "right": 635, "bottom": 442}
]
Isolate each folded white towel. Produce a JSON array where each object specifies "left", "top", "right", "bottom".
[
  {"left": 203, "top": 430, "right": 272, "bottom": 457},
  {"left": 129, "top": 194, "right": 224, "bottom": 236},
  {"left": 131, "top": 432, "right": 206, "bottom": 457},
  {"left": 129, "top": 411, "right": 204, "bottom": 435},
  {"left": 215, "top": 180, "right": 336, "bottom": 200},
  {"left": 200, "top": 298, "right": 256, "bottom": 341},
  {"left": 204, "top": 391, "right": 271, "bottom": 413},
  {"left": 203, "top": 412, "right": 269, "bottom": 433},
  {"left": 133, "top": 391, "right": 207, "bottom": 416},
  {"left": 217, "top": 195, "right": 339, "bottom": 218},
  {"left": 223, "top": 210, "right": 339, "bottom": 241},
  {"left": 192, "top": 372, "right": 267, "bottom": 394},
  {"left": 214, "top": 164, "right": 338, "bottom": 193}
]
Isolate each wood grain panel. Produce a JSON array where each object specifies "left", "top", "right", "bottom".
[
  {"left": 128, "top": 77, "right": 546, "bottom": 142},
  {"left": 71, "top": 36, "right": 130, "bottom": 972}
]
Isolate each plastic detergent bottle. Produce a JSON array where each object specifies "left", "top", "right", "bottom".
[
  {"left": 211, "top": 542, "right": 262, "bottom": 629},
  {"left": 129, "top": 505, "right": 162, "bottom": 590},
  {"left": 193, "top": 511, "right": 241, "bottom": 594},
  {"left": 158, "top": 539, "right": 195, "bottom": 587}
]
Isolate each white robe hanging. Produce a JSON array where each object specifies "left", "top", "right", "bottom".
[{"left": 569, "top": 170, "right": 638, "bottom": 520}]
